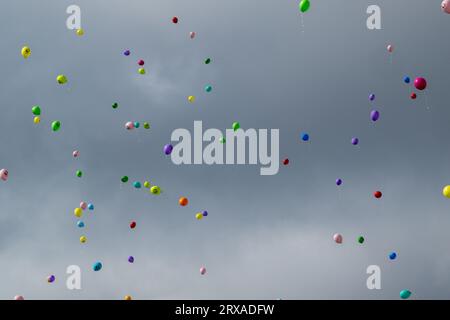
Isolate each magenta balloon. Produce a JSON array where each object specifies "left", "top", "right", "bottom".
[
  {"left": 442, "top": 0, "right": 450, "bottom": 13},
  {"left": 414, "top": 77, "right": 427, "bottom": 91},
  {"left": 333, "top": 233, "right": 343, "bottom": 244}
]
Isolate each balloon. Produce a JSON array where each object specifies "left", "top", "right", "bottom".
[
  {"left": 301, "top": 133, "right": 309, "bottom": 141},
  {"left": 76, "top": 28, "right": 84, "bottom": 36},
  {"left": 134, "top": 122, "right": 140, "bottom": 128},
  {"left": 47, "top": 275, "right": 55, "bottom": 283},
  {"left": 0, "top": 169, "right": 8, "bottom": 181},
  {"left": 357, "top": 236, "right": 365, "bottom": 244},
  {"left": 220, "top": 137, "right": 226, "bottom": 144},
  {"left": 130, "top": 221, "right": 137, "bottom": 229},
  {"left": 14, "top": 295, "right": 24, "bottom": 300},
  {"left": 389, "top": 252, "right": 397, "bottom": 260},
  {"left": 195, "top": 213, "right": 203, "bottom": 220},
  {"left": 21, "top": 46, "right": 31, "bottom": 59},
  {"left": 387, "top": 44, "right": 394, "bottom": 53},
  {"left": 32, "top": 105, "right": 41, "bottom": 115},
  {"left": 133, "top": 181, "right": 141, "bottom": 189},
  {"left": 414, "top": 77, "right": 427, "bottom": 90},
  {"left": 232, "top": 122, "right": 240, "bottom": 131},
  {"left": 80, "top": 202, "right": 87, "bottom": 210},
  {"left": 56, "top": 75, "right": 67, "bottom": 84},
  {"left": 188, "top": 95, "right": 195, "bottom": 103},
  {"left": 150, "top": 186, "right": 161, "bottom": 195},
  {"left": 205, "top": 85, "right": 212, "bottom": 93},
  {"left": 80, "top": 236, "right": 87, "bottom": 243},
  {"left": 400, "top": 290, "right": 411, "bottom": 299},
  {"left": 374, "top": 191, "right": 382, "bottom": 199},
  {"left": 112, "top": 102, "right": 118, "bottom": 109},
  {"left": 411, "top": 93, "right": 417, "bottom": 100},
  {"left": 33, "top": 116, "right": 40, "bottom": 124},
  {"left": 125, "top": 295, "right": 132, "bottom": 300},
  {"left": 179, "top": 197, "right": 189, "bottom": 206},
  {"left": 370, "top": 110, "right": 380, "bottom": 122},
  {"left": 138, "top": 59, "right": 145, "bottom": 66},
  {"left": 442, "top": 0, "right": 450, "bottom": 13},
  {"left": 125, "top": 122, "right": 134, "bottom": 130},
  {"left": 124, "top": 50, "right": 130, "bottom": 56},
  {"left": 51, "top": 121, "right": 61, "bottom": 131},
  {"left": 77, "top": 221, "right": 85, "bottom": 228},
  {"left": 88, "top": 203, "right": 94, "bottom": 210},
  {"left": 121, "top": 176, "right": 129, "bottom": 183},
  {"left": 172, "top": 16, "right": 179, "bottom": 24},
  {"left": 336, "top": 178, "right": 342, "bottom": 186},
  {"left": 164, "top": 144, "right": 173, "bottom": 155},
  {"left": 204, "top": 58, "right": 211, "bottom": 64},
  {"left": 72, "top": 150, "right": 79, "bottom": 157},
  {"left": 190, "top": 31, "right": 196, "bottom": 39},
  {"left": 369, "top": 93, "right": 375, "bottom": 101},
  {"left": 404, "top": 76, "right": 410, "bottom": 84},
  {"left": 351, "top": 137, "right": 359, "bottom": 145},
  {"left": 128, "top": 256, "right": 134, "bottom": 263},
  {"left": 143, "top": 122, "right": 150, "bottom": 129},
  {"left": 299, "top": 0, "right": 310, "bottom": 13},
  {"left": 93, "top": 262, "right": 102, "bottom": 271},
  {"left": 283, "top": 158, "right": 289, "bottom": 165},
  {"left": 144, "top": 181, "right": 151, "bottom": 188},
  {"left": 200, "top": 266, "right": 207, "bottom": 275},
  {"left": 442, "top": 185, "right": 450, "bottom": 198},
  {"left": 333, "top": 233, "right": 343, "bottom": 244},
  {"left": 76, "top": 170, "right": 83, "bottom": 178},
  {"left": 202, "top": 210, "right": 208, "bottom": 217},
  {"left": 138, "top": 68, "right": 146, "bottom": 75},
  {"left": 74, "top": 208, "right": 83, "bottom": 218}
]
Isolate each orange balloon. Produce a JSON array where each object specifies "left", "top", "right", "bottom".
[{"left": 179, "top": 197, "right": 189, "bottom": 206}]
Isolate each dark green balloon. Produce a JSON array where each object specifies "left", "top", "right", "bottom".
[
  {"left": 358, "top": 236, "right": 365, "bottom": 244},
  {"left": 121, "top": 176, "right": 129, "bottom": 183},
  {"left": 204, "top": 58, "right": 211, "bottom": 65},
  {"left": 112, "top": 102, "right": 118, "bottom": 109}
]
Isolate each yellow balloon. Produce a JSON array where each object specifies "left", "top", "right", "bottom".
[
  {"left": 443, "top": 185, "right": 450, "bottom": 198},
  {"left": 33, "top": 116, "right": 40, "bottom": 124},
  {"left": 144, "top": 181, "right": 151, "bottom": 188},
  {"left": 195, "top": 213, "right": 203, "bottom": 220},
  {"left": 21, "top": 46, "right": 31, "bottom": 59},
  {"left": 138, "top": 68, "right": 146, "bottom": 75},
  {"left": 57, "top": 75, "right": 68, "bottom": 84},
  {"left": 150, "top": 186, "right": 161, "bottom": 195},
  {"left": 124, "top": 295, "right": 132, "bottom": 300},
  {"left": 188, "top": 95, "right": 195, "bottom": 103},
  {"left": 76, "top": 28, "right": 84, "bottom": 36},
  {"left": 79, "top": 236, "right": 87, "bottom": 243},
  {"left": 74, "top": 207, "right": 83, "bottom": 217}
]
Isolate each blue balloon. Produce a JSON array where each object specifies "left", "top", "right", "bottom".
[
  {"left": 133, "top": 181, "right": 141, "bottom": 189},
  {"left": 88, "top": 203, "right": 94, "bottom": 210},
  {"left": 301, "top": 133, "right": 309, "bottom": 141},
  {"left": 93, "top": 262, "right": 102, "bottom": 271},
  {"left": 389, "top": 252, "right": 397, "bottom": 260},
  {"left": 77, "top": 221, "right": 85, "bottom": 228},
  {"left": 404, "top": 76, "right": 410, "bottom": 84},
  {"left": 134, "top": 122, "right": 140, "bottom": 128}
]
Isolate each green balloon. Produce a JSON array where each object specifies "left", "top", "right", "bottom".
[
  {"left": 51, "top": 121, "right": 61, "bottom": 131},
  {"left": 121, "top": 176, "right": 129, "bottom": 183},
  {"left": 299, "top": 0, "right": 310, "bottom": 13},
  {"left": 232, "top": 122, "right": 240, "bottom": 131},
  {"left": 205, "top": 85, "right": 212, "bottom": 93},
  {"left": 204, "top": 58, "right": 211, "bottom": 65},
  {"left": 219, "top": 137, "right": 226, "bottom": 144},
  {"left": 112, "top": 102, "right": 118, "bottom": 109},
  {"left": 76, "top": 170, "right": 83, "bottom": 178},
  {"left": 32, "top": 105, "right": 41, "bottom": 116},
  {"left": 143, "top": 122, "right": 150, "bottom": 129},
  {"left": 357, "top": 236, "right": 365, "bottom": 244},
  {"left": 400, "top": 290, "right": 411, "bottom": 299}
]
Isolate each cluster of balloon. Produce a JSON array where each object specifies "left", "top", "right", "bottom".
[
  {"left": 232, "top": 122, "right": 240, "bottom": 131},
  {"left": 196, "top": 210, "right": 208, "bottom": 220},
  {"left": 164, "top": 144, "right": 174, "bottom": 155},
  {"left": 200, "top": 266, "right": 207, "bottom": 275},
  {"left": 442, "top": 0, "right": 450, "bottom": 13},
  {"left": 405, "top": 76, "right": 427, "bottom": 100},
  {"left": 389, "top": 252, "right": 397, "bottom": 260},
  {"left": 299, "top": 0, "right": 310, "bottom": 13},
  {"left": 333, "top": 233, "right": 343, "bottom": 244},
  {"left": 400, "top": 290, "right": 412, "bottom": 299},
  {"left": 21, "top": 46, "right": 31, "bottom": 59},
  {"left": 0, "top": 169, "right": 9, "bottom": 181},
  {"left": 32, "top": 105, "right": 41, "bottom": 124},
  {"left": 76, "top": 28, "right": 84, "bottom": 36},
  {"left": 283, "top": 158, "right": 289, "bottom": 165},
  {"left": 47, "top": 275, "right": 55, "bottom": 283}
]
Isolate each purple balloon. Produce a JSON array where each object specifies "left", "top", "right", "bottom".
[
  {"left": 351, "top": 137, "right": 359, "bottom": 145},
  {"left": 124, "top": 50, "right": 130, "bottom": 56},
  {"left": 202, "top": 210, "right": 208, "bottom": 217},
  {"left": 370, "top": 110, "right": 380, "bottom": 122},
  {"left": 336, "top": 179, "right": 342, "bottom": 186},
  {"left": 128, "top": 256, "right": 134, "bottom": 263},
  {"left": 163, "top": 144, "right": 173, "bottom": 155},
  {"left": 369, "top": 94, "right": 375, "bottom": 101}
]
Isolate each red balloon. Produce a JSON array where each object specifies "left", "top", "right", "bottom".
[
  {"left": 414, "top": 77, "right": 427, "bottom": 91},
  {"left": 130, "top": 221, "right": 136, "bottom": 229},
  {"left": 283, "top": 158, "right": 289, "bottom": 165},
  {"left": 373, "top": 191, "right": 382, "bottom": 199},
  {"left": 138, "top": 59, "right": 144, "bottom": 66},
  {"left": 410, "top": 93, "right": 417, "bottom": 100},
  {"left": 172, "top": 16, "right": 179, "bottom": 24}
]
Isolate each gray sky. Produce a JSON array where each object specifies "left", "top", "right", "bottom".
[{"left": 1, "top": 0, "right": 450, "bottom": 299}]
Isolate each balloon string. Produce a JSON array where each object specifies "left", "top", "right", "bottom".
[{"left": 300, "top": 14, "right": 304, "bottom": 32}]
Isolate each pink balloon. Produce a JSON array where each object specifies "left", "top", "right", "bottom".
[
  {"left": 80, "top": 202, "right": 87, "bottom": 210},
  {"left": 200, "top": 266, "right": 207, "bottom": 275},
  {"left": 0, "top": 169, "right": 8, "bottom": 181},
  {"left": 14, "top": 295, "right": 24, "bottom": 300},
  {"left": 72, "top": 150, "right": 79, "bottom": 158},
  {"left": 442, "top": 0, "right": 450, "bottom": 14},
  {"left": 125, "top": 122, "right": 134, "bottom": 130},
  {"left": 387, "top": 44, "right": 393, "bottom": 53},
  {"left": 333, "top": 233, "right": 343, "bottom": 244},
  {"left": 190, "top": 32, "right": 196, "bottom": 39},
  {"left": 414, "top": 77, "right": 427, "bottom": 91}
]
